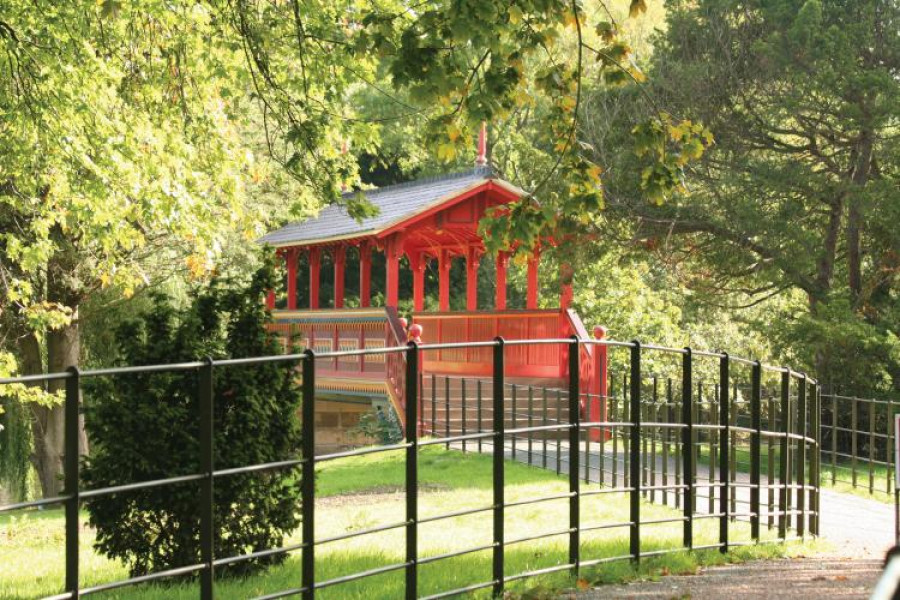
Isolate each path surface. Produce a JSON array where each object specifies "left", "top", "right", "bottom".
[
  {"left": 477, "top": 440, "right": 895, "bottom": 597},
  {"left": 571, "top": 556, "right": 883, "bottom": 599}
]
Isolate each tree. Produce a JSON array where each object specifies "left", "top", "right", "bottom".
[
  {"left": 221, "top": 0, "right": 712, "bottom": 253},
  {"left": 582, "top": 0, "right": 900, "bottom": 392},
  {"left": 0, "top": 2, "right": 264, "bottom": 496},
  {"left": 81, "top": 260, "right": 302, "bottom": 577},
  {"left": 1, "top": 0, "right": 712, "bottom": 498}
]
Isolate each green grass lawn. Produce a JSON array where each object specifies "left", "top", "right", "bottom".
[
  {"left": 1, "top": 446, "right": 823, "bottom": 600},
  {"left": 688, "top": 439, "right": 896, "bottom": 503}
]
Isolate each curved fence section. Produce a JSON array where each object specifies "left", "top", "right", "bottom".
[{"left": 0, "top": 337, "right": 820, "bottom": 600}]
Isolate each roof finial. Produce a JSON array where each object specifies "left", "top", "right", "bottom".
[{"left": 475, "top": 122, "right": 487, "bottom": 166}]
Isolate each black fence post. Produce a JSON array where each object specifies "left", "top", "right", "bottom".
[
  {"left": 302, "top": 350, "right": 316, "bottom": 600},
  {"left": 199, "top": 358, "right": 215, "bottom": 600},
  {"left": 64, "top": 366, "right": 81, "bottom": 600},
  {"left": 431, "top": 373, "right": 437, "bottom": 436},
  {"left": 682, "top": 349, "right": 693, "bottom": 550},
  {"left": 445, "top": 376, "right": 451, "bottom": 451},
  {"left": 811, "top": 379, "right": 820, "bottom": 537},
  {"left": 405, "top": 342, "right": 419, "bottom": 600},
  {"left": 778, "top": 371, "right": 791, "bottom": 540},
  {"left": 719, "top": 353, "right": 730, "bottom": 554},
  {"left": 492, "top": 337, "right": 506, "bottom": 598},
  {"left": 461, "top": 378, "right": 467, "bottom": 453},
  {"left": 568, "top": 337, "right": 580, "bottom": 575},
  {"left": 477, "top": 380, "right": 483, "bottom": 454},
  {"left": 630, "top": 341, "right": 642, "bottom": 563},
  {"left": 750, "top": 360, "right": 762, "bottom": 543},
  {"left": 797, "top": 374, "right": 807, "bottom": 539}
]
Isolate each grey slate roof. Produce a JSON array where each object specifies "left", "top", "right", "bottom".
[{"left": 259, "top": 166, "right": 516, "bottom": 247}]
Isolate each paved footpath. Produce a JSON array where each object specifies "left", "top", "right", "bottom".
[{"left": 486, "top": 441, "right": 896, "bottom": 598}]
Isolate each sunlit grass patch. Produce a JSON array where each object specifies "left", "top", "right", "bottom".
[{"left": 0, "top": 446, "right": 822, "bottom": 599}]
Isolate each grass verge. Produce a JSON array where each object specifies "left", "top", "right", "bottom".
[{"left": 1, "top": 446, "right": 823, "bottom": 599}]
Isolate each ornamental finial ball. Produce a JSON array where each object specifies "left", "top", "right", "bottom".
[
  {"left": 409, "top": 323, "right": 423, "bottom": 343},
  {"left": 593, "top": 325, "right": 608, "bottom": 340}
]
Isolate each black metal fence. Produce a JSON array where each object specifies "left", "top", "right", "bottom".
[
  {"left": 820, "top": 392, "right": 898, "bottom": 497},
  {"left": 0, "top": 337, "right": 820, "bottom": 600}
]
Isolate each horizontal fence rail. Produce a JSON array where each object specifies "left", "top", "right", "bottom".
[
  {"left": 0, "top": 337, "right": 820, "bottom": 600},
  {"left": 819, "top": 392, "right": 899, "bottom": 498}
]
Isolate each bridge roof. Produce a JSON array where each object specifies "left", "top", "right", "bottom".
[{"left": 259, "top": 166, "right": 525, "bottom": 248}]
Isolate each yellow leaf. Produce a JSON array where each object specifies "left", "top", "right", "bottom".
[
  {"left": 629, "top": 0, "right": 647, "bottom": 18},
  {"left": 509, "top": 5, "right": 523, "bottom": 24},
  {"left": 446, "top": 123, "right": 461, "bottom": 143}
]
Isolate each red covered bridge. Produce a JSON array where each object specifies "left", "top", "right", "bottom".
[{"left": 260, "top": 153, "right": 608, "bottom": 450}]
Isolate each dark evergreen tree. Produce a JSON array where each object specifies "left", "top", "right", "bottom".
[{"left": 81, "top": 256, "right": 302, "bottom": 577}]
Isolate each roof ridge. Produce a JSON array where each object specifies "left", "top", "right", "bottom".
[{"left": 341, "top": 165, "right": 494, "bottom": 200}]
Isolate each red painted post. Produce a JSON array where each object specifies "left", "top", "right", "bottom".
[
  {"left": 466, "top": 246, "right": 479, "bottom": 311},
  {"left": 495, "top": 251, "right": 508, "bottom": 310},
  {"left": 266, "top": 290, "right": 276, "bottom": 310},
  {"left": 287, "top": 247, "right": 299, "bottom": 310},
  {"left": 439, "top": 248, "right": 451, "bottom": 311},
  {"left": 360, "top": 240, "right": 372, "bottom": 307},
  {"left": 475, "top": 122, "right": 488, "bottom": 166},
  {"left": 334, "top": 245, "right": 346, "bottom": 308},
  {"left": 592, "top": 325, "right": 609, "bottom": 442},
  {"left": 412, "top": 252, "right": 426, "bottom": 312},
  {"left": 409, "top": 323, "right": 424, "bottom": 435},
  {"left": 527, "top": 251, "right": 540, "bottom": 309},
  {"left": 309, "top": 247, "right": 321, "bottom": 309},
  {"left": 386, "top": 236, "right": 401, "bottom": 308}
]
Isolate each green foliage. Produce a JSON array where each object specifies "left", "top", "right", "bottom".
[
  {"left": 351, "top": 407, "right": 403, "bottom": 446},
  {"left": 581, "top": 0, "right": 900, "bottom": 396},
  {"left": 80, "top": 258, "right": 302, "bottom": 578},
  {"left": 0, "top": 396, "right": 32, "bottom": 501}
]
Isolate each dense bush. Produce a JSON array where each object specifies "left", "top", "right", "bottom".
[{"left": 81, "top": 260, "right": 302, "bottom": 577}]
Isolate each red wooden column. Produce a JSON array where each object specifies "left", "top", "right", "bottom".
[
  {"left": 333, "top": 245, "right": 346, "bottom": 308},
  {"left": 286, "top": 247, "right": 300, "bottom": 310},
  {"left": 309, "top": 247, "right": 321, "bottom": 309},
  {"left": 359, "top": 240, "right": 372, "bottom": 307},
  {"left": 411, "top": 252, "right": 427, "bottom": 312},
  {"left": 495, "top": 251, "right": 508, "bottom": 310},
  {"left": 438, "top": 248, "right": 451, "bottom": 311},
  {"left": 560, "top": 262, "right": 574, "bottom": 310},
  {"left": 385, "top": 235, "right": 402, "bottom": 308},
  {"left": 526, "top": 249, "right": 540, "bottom": 309},
  {"left": 591, "top": 325, "right": 609, "bottom": 442},
  {"left": 466, "top": 246, "right": 479, "bottom": 311}
]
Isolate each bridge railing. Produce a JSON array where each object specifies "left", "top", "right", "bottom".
[{"left": 0, "top": 337, "right": 819, "bottom": 600}]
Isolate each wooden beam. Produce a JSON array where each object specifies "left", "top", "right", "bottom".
[
  {"left": 466, "top": 246, "right": 479, "bottom": 311},
  {"left": 439, "top": 248, "right": 451, "bottom": 311},
  {"left": 386, "top": 235, "right": 402, "bottom": 308},
  {"left": 286, "top": 248, "right": 299, "bottom": 310},
  {"left": 309, "top": 247, "right": 321, "bottom": 309},
  {"left": 359, "top": 240, "right": 372, "bottom": 307},
  {"left": 412, "top": 252, "right": 426, "bottom": 312},
  {"left": 333, "top": 245, "right": 346, "bottom": 308}
]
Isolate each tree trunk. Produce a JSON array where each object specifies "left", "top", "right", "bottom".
[
  {"left": 27, "top": 320, "right": 81, "bottom": 498},
  {"left": 847, "top": 132, "right": 873, "bottom": 304}
]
